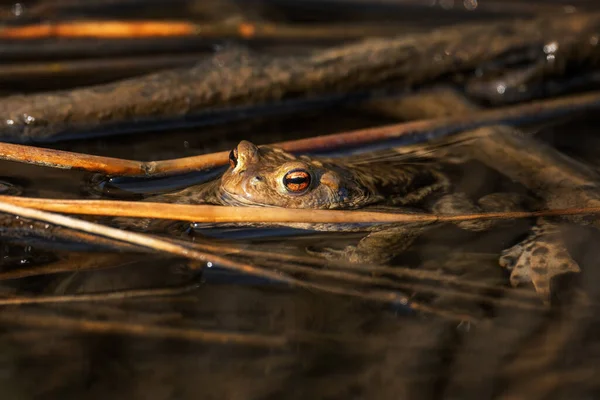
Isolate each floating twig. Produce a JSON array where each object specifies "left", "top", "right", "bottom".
[
  {"left": 0, "top": 310, "right": 289, "bottom": 347},
  {"left": 0, "top": 281, "right": 200, "bottom": 305},
  {"left": 1, "top": 89, "right": 600, "bottom": 176},
  {"left": 0, "top": 253, "right": 142, "bottom": 281},
  {"left": 0, "top": 20, "right": 404, "bottom": 40},
  {"left": 1, "top": 195, "right": 600, "bottom": 224},
  {"left": 157, "top": 236, "right": 540, "bottom": 301},
  {"left": 0, "top": 54, "right": 204, "bottom": 82},
  {"left": 268, "top": 261, "right": 545, "bottom": 311},
  {"left": 0, "top": 20, "right": 198, "bottom": 39}
]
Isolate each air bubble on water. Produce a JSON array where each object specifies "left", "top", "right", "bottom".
[
  {"left": 23, "top": 114, "right": 35, "bottom": 125},
  {"left": 6, "top": 119, "right": 14, "bottom": 126},
  {"left": 206, "top": 262, "right": 213, "bottom": 268},
  {"left": 496, "top": 83, "right": 506, "bottom": 94},
  {"left": 543, "top": 42, "right": 558, "bottom": 54},
  {"left": 12, "top": 3, "right": 23, "bottom": 17},
  {"left": 543, "top": 41, "right": 558, "bottom": 65}
]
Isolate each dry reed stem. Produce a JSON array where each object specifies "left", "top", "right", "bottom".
[
  {"left": 0, "top": 20, "right": 400, "bottom": 40},
  {"left": 188, "top": 239, "right": 537, "bottom": 298},
  {"left": 0, "top": 199, "right": 475, "bottom": 321},
  {"left": 0, "top": 308, "right": 469, "bottom": 349},
  {"left": 268, "top": 261, "right": 545, "bottom": 311},
  {"left": 0, "top": 21, "right": 198, "bottom": 39},
  {"left": 185, "top": 234, "right": 540, "bottom": 300},
  {"left": 52, "top": 302, "right": 184, "bottom": 324},
  {"left": 0, "top": 282, "right": 201, "bottom": 305},
  {"left": 497, "top": 368, "right": 597, "bottom": 400},
  {"left": 0, "top": 90, "right": 599, "bottom": 176},
  {"left": 1, "top": 195, "right": 599, "bottom": 224},
  {"left": 0, "top": 54, "right": 205, "bottom": 81},
  {"left": 0, "top": 310, "right": 289, "bottom": 347},
  {"left": 0, "top": 253, "right": 140, "bottom": 281},
  {"left": 0, "top": 225, "right": 530, "bottom": 303}
]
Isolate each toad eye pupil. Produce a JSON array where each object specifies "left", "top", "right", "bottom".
[
  {"left": 229, "top": 149, "right": 237, "bottom": 168},
  {"left": 283, "top": 170, "right": 311, "bottom": 193}
]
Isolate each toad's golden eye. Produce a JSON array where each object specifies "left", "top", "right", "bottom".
[
  {"left": 283, "top": 169, "right": 311, "bottom": 193},
  {"left": 229, "top": 148, "right": 237, "bottom": 169}
]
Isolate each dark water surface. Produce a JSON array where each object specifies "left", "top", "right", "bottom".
[{"left": 1, "top": 1, "right": 600, "bottom": 399}]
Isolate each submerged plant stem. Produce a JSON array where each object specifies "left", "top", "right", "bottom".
[
  {"left": 0, "top": 282, "right": 201, "bottom": 305},
  {"left": 0, "top": 310, "right": 289, "bottom": 347}
]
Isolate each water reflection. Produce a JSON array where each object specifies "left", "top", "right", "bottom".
[{"left": 0, "top": 1, "right": 600, "bottom": 399}]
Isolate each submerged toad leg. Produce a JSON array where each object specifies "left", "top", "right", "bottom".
[
  {"left": 437, "top": 193, "right": 581, "bottom": 301},
  {"left": 311, "top": 192, "right": 527, "bottom": 265},
  {"left": 431, "top": 192, "right": 527, "bottom": 231},
  {"left": 309, "top": 221, "right": 432, "bottom": 265},
  {"left": 499, "top": 218, "right": 581, "bottom": 303}
]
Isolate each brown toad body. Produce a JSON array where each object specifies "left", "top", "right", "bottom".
[
  {"left": 173, "top": 140, "right": 452, "bottom": 211},
  {"left": 147, "top": 140, "right": 522, "bottom": 258},
  {"left": 130, "top": 140, "right": 578, "bottom": 302}
]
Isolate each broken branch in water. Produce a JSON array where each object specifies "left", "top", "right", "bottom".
[
  {"left": 1, "top": 195, "right": 600, "bottom": 224},
  {"left": 1, "top": 90, "right": 600, "bottom": 176},
  {"left": 3, "top": 11, "right": 600, "bottom": 141}
]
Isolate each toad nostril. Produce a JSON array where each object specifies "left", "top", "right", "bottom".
[{"left": 228, "top": 149, "right": 237, "bottom": 168}]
